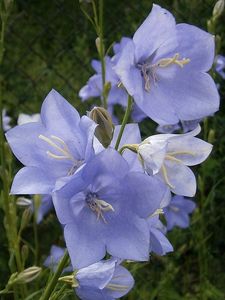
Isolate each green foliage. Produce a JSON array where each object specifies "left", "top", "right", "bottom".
[{"left": 0, "top": 0, "right": 225, "bottom": 299}]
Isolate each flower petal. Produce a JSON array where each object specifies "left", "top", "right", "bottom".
[
  {"left": 159, "top": 160, "right": 196, "bottom": 197},
  {"left": 133, "top": 4, "right": 176, "bottom": 62},
  {"left": 11, "top": 167, "right": 55, "bottom": 195},
  {"left": 175, "top": 23, "right": 215, "bottom": 72}
]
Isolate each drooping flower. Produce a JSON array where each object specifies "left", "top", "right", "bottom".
[
  {"left": 17, "top": 113, "right": 40, "bottom": 125},
  {"left": 164, "top": 195, "right": 196, "bottom": 230},
  {"left": 147, "top": 215, "right": 173, "bottom": 256},
  {"left": 156, "top": 119, "right": 201, "bottom": 134},
  {"left": 2, "top": 109, "right": 11, "bottom": 131},
  {"left": 75, "top": 258, "right": 134, "bottom": 300},
  {"left": 114, "top": 4, "right": 219, "bottom": 125},
  {"left": 79, "top": 56, "right": 128, "bottom": 110},
  {"left": 36, "top": 195, "right": 53, "bottom": 224},
  {"left": 79, "top": 45, "right": 147, "bottom": 123},
  {"left": 6, "top": 89, "right": 97, "bottom": 195},
  {"left": 214, "top": 54, "right": 225, "bottom": 79},
  {"left": 137, "top": 126, "right": 212, "bottom": 196},
  {"left": 53, "top": 148, "right": 169, "bottom": 268},
  {"left": 44, "top": 245, "right": 72, "bottom": 273}
]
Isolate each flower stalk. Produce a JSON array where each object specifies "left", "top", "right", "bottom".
[
  {"left": 40, "top": 250, "right": 69, "bottom": 300},
  {"left": 115, "top": 95, "right": 133, "bottom": 150}
]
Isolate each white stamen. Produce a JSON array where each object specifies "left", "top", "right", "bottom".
[
  {"left": 106, "top": 283, "right": 129, "bottom": 291},
  {"left": 39, "top": 134, "right": 75, "bottom": 161},
  {"left": 161, "top": 164, "right": 175, "bottom": 189}
]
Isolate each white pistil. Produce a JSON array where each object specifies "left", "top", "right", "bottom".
[
  {"left": 87, "top": 197, "right": 115, "bottom": 224},
  {"left": 39, "top": 134, "right": 75, "bottom": 161},
  {"left": 157, "top": 53, "right": 190, "bottom": 68},
  {"left": 170, "top": 205, "right": 180, "bottom": 213},
  {"left": 167, "top": 150, "right": 195, "bottom": 156},
  {"left": 141, "top": 53, "right": 190, "bottom": 92},
  {"left": 165, "top": 154, "right": 182, "bottom": 163},
  {"left": 106, "top": 283, "right": 129, "bottom": 291},
  {"left": 161, "top": 164, "right": 175, "bottom": 189}
]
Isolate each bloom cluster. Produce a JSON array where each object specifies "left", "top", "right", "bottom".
[{"left": 6, "top": 4, "right": 219, "bottom": 300}]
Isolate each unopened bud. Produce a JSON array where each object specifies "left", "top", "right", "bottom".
[
  {"left": 21, "top": 245, "right": 29, "bottom": 265},
  {"left": 208, "top": 129, "right": 215, "bottom": 143},
  {"left": 16, "top": 197, "right": 32, "bottom": 207},
  {"left": 59, "top": 274, "right": 79, "bottom": 288},
  {"left": 213, "top": 0, "right": 224, "bottom": 18},
  {"left": 15, "top": 266, "right": 41, "bottom": 284},
  {"left": 20, "top": 208, "right": 32, "bottom": 232},
  {"left": 95, "top": 37, "right": 101, "bottom": 54},
  {"left": 89, "top": 107, "right": 114, "bottom": 148}
]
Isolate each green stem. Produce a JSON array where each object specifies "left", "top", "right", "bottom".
[
  {"left": 40, "top": 250, "right": 69, "bottom": 300},
  {"left": 115, "top": 95, "right": 133, "bottom": 150},
  {"left": 98, "top": 0, "right": 107, "bottom": 109}
]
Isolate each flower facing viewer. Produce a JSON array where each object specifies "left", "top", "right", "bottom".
[
  {"left": 6, "top": 89, "right": 97, "bottom": 195},
  {"left": 114, "top": 4, "right": 219, "bottom": 125},
  {"left": 53, "top": 148, "right": 169, "bottom": 268}
]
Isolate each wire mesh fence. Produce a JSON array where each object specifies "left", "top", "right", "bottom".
[{"left": 1, "top": 0, "right": 222, "bottom": 116}]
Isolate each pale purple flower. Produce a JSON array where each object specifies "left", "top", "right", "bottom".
[
  {"left": 137, "top": 126, "right": 212, "bottom": 196},
  {"left": 147, "top": 215, "right": 173, "bottom": 256},
  {"left": 156, "top": 119, "right": 201, "bottom": 134},
  {"left": 79, "top": 56, "right": 127, "bottom": 109},
  {"left": 6, "top": 89, "right": 97, "bottom": 195},
  {"left": 75, "top": 258, "right": 134, "bottom": 300},
  {"left": 44, "top": 245, "right": 72, "bottom": 273},
  {"left": 164, "top": 195, "right": 196, "bottom": 230},
  {"left": 2, "top": 109, "right": 11, "bottom": 131},
  {"left": 215, "top": 54, "right": 225, "bottom": 79},
  {"left": 53, "top": 148, "right": 168, "bottom": 268},
  {"left": 17, "top": 113, "right": 40, "bottom": 125},
  {"left": 36, "top": 195, "right": 53, "bottom": 224},
  {"left": 114, "top": 4, "right": 219, "bottom": 125}
]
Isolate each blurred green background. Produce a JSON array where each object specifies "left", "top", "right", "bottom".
[{"left": 1, "top": 0, "right": 225, "bottom": 299}]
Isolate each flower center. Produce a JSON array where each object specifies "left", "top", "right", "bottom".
[
  {"left": 39, "top": 134, "right": 84, "bottom": 175},
  {"left": 137, "top": 53, "right": 190, "bottom": 92},
  {"left": 86, "top": 192, "right": 114, "bottom": 223}
]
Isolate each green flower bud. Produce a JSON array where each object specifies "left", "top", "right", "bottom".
[
  {"left": 20, "top": 208, "right": 32, "bottom": 232},
  {"left": 15, "top": 266, "right": 41, "bottom": 284},
  {"left": 89, "top": 107, "right": 114, "bottom": 148},
  {"left": 208, "top": 129, "right": 215, "bottom": 143},
  {"left": 7, "top": 267, "right": 41, "bottom": 286},
  {"left": 213, "top": 0, "right": 224, "bottom": 19}
]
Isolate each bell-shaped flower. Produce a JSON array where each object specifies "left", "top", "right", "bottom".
[
  {"left": 2, "top": 108, "right": 11, "bottom": 131},
  {"left": 137, "top": 126, "right": 212, "bottom": 196},
  {"left": 164, "top": 195, "right": 196, "bottom": 230},
  {"left": 75, "top": 258, "right": 134, "bottom": 300},
  {"left": 79, "top": 56, "right": 128, "bottom": 109},
  {"left": 53, "top": 148, "right": 169, "bottom": 268},
  {"left": 44, "top": 245, "right": 72, "bottom": 273},
  {"left": 147, "top": 215, "right": 173, "bottom": 256},
  {"left": 157, "top": 119, "right": 201, "bottom": 134},
  {"left": 215, "top": 54, "right": 225, "bottom": 79},
  {"left": 6, "top": 89, "right": 97, "bottom": 195},
  {"left": 114, "top": 4, "right": 219, "bottom": 125}
]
